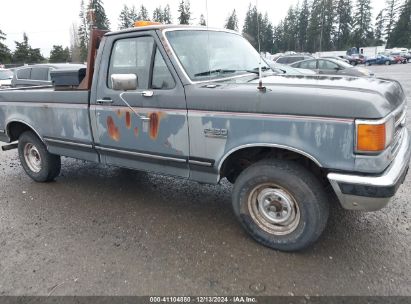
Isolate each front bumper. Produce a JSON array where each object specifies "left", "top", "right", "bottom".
[{"left": 328, "top": 129, "right": 411, "bottom": 211}]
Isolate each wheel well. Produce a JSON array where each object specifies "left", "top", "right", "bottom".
[
  {"left": 220, "top": 146, "right": 327, "bottom": 184},
  {"left": 7, "top": 122, "right": 37, "bottom": 142}
]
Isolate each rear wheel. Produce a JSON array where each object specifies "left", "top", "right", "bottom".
[
  {"left": 232, "top": 159, "right": 329, "bottom": 251},
  {"left": 18, "top": 131, "right": 61, "bottom": 182},
  {"left": 385, "top": 60, "right": 391, "bottom": 65}
]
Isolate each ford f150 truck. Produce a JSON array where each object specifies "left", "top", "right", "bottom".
[{"left": 0, "top": 25, "right": 410, "bottom": 251}]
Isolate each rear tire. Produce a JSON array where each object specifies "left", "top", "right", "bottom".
[
  {"left": 18, "top": 131, "right": 61, "bottom": 182},
  {"left": 232, "top": 159, "right": 329, "bottom": 252},
  {"left": 385, "top": 60, "right": 391, "bottom": 65}
]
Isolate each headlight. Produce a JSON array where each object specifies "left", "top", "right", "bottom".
[{"left": 356, "top": 117, "right": 394, "bottom": 153}]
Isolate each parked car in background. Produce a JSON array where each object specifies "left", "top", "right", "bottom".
[
  {"left": 346, "top": 54, "right": 366, "bottom": 65},
  {"left": 12, "top": 64, "right": 86, "bottom": 88},
  {"left": 391, "top": 55, "right": 407, "bottom": 64},
  {"left": 365, "top": 55, "right": 396, "bottom": 66},
  {"left": 0, "top": 69, "right": 13, "bottom": 88},
  {"left": 290, "top": 58, "right": 374, "bottom": 77},
  {"left": 265, "top": 60, "right": 317, "bottom": 75},
  {"left": 390, "top": 53, "right": 408, "bottom": 64},
  {"left": 275, "top": 55, "right": 314, "bottom": 65},
  {"left": 321, "top": 56, "right": 350, "bottom": 64}
]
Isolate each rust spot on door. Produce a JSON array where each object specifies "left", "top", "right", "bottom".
[
  {"left": 116, "top": 109, "right": 124, "bottom": 118},
  {"left": 134, "top": 127, "right": 139, "bottom": 137},
  {"left": 125, "top": 111, "right": 131, "bottom": 129},
  {"left": 107, "top": 116, "right": 120, "bottom": 141},
  {"left": 148, "top": 112, "right": 165, "bottom": 140}
]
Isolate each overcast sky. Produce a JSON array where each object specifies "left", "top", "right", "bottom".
[{"left": 1, "top": 0, "right": 385, "bottom": 57}]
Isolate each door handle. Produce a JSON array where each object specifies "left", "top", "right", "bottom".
[
  {"left": 141, "top": 91, "right": 154, "bottom": 97},
  {"left": 96, "top": 98, "right": 113, "bottom": 105}
]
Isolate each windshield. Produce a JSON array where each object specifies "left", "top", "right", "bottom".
[
  {"left": 165, "top": 30, "right": 269, "bottom": 82},
  {"left": 0, "top": 70, "right": 13, "bottom": 80}
]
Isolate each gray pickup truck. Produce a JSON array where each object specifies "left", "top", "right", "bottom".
[{"left": 0, "top": 25, "right": 410, "bottom": 251}]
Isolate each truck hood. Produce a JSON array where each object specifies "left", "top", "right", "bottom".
[{"left": 186, "top": 74, "right": 405, "bottom": 119}]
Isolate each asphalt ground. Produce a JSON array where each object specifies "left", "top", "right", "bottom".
[{"left": 0, "top": 63, "right": 410, "bottom": 296}]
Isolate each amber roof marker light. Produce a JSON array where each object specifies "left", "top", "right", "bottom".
[{"left": 134, "top": 21, "right": 162, "bottom": 27}]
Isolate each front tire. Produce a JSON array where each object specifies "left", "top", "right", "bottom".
[
  {"left": 232, "top": 159, "right": 329, "bottom": 251},
  {"left": 18, "top": 131, "right": 61, "bottom": 182},
  {"left": 385, "top": 60, "right": 391, "bottom": 65}
]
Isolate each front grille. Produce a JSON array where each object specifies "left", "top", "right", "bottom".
[{"left": 391, "top": 105, "right": 406, "bottom": 156}]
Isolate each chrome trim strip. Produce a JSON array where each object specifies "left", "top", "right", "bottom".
[
  {"left": 217, "top": 143, "right": 323, "bottom": 182},
  {"left": 44, "top": 137, "right": 93, "bottom": 149},
  {"left": 0, "top": 129, "right": 5, "bottom": 134},
  {"left": 95, "top": 146, "right": 187, "bottom": 163},
  {"left": 0, "top": 85, "right": 53, "bottom": 91},
  {"left": 189, "top": 160, "right": 214, "bottom": 167}
]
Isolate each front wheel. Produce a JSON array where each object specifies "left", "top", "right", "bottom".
[
  {"left": 18, "top": 131, "right": 61, "bottom": 182},
  {"left": 232, "top": 159, "right": 329, "bottom": 251},
  {"left": 385, "top": 60, "right": 391, "bottom": 65}
]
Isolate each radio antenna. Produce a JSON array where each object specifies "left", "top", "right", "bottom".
[{"left": 256, "top": 0, "right": 266, "bottom": 92}]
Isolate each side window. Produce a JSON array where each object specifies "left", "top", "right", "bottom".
[
  {"left": 31, "top": 67, "right": 50, "bottom": 81},
  {"left": 318, "top": 60, "right": 339, "bottom": 70},
  {"left": 152, "top": 49, "right": 175, "bottom": 90},
  {"left": 299, "top": 60, "right": 317, "bottom": 69},
  {"left": 276, "top": 57, "right": 286, "bottom": 64},
  {"left": 108, "top": 36, "right": 154, "bottom": 90},
  {"left": 17, "top": 68, "right": 31, "bottom": 79}
]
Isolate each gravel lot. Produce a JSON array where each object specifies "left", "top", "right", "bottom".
[{"left": 0, "top": 64, "right": 410, "bottom": 296}]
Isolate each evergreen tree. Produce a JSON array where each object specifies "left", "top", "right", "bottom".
[
  {"left": 138, "top": 5, "right": 150, "bottom": 20},
  {"left": 199, "top": 14, "right": 207, "bottom": 26},
  {"left": 153, "top": 6, "right": 164, "bottom": 23},
  {"left": 374, "top": 9, "right": 386, "bottom": 45},
  {"left": 13, "top": 33, "right": 44, "bottom": 64},
  {"left": 225, "top": 10, "right": 239, "bottom": 31},
  {"left": 335, "top": 0, "right": 353, "bottom": 50},
  {"left": 87, "top": 0, "right": 110, "bottom": 30},
  {"left": 49, "top": 45, "right": 71, "bottom": 63},
  {"left": 352, "top": 0, "right": 374, "bottom": 47},
  {"left": 12, "top": 33, "right": 31, "bottom": 63},
  {"left": 273, "top": 21, "right": 285, "bottom": 53},
  {"left": 178, "top": 0, "right": 191, "bottom": 25},
  {"left": 29, "top": 48, "right": 44, "bottom": 63},
  {"left": 298, "top": 0, "right": 310, "bottom": 52},
  {"left": 78, "top": 0, "right": 89, "bottom": 62},
  {"left": 384, "top": 0, "right": 401, "bottom": 46},
  {"left": 283, "top": 6, "right": 299, "bottom": 51},
  {"left": 118, "top": 5, "right": 132, "bottom": 30},
  {"left": 243, "top": 5, "right": 273, "bottom": 52},
  {"left": 0, "top": 29, "right": 12, "bottom": 64},
  {"left": 129, "top": 6, "right": 138, "bottom": 24},
  {"left": 307, "top": 0, "right": 323, "bottom": 52},
  {"left": 163, "top": 5, "right": 173, "bottom": 24},
  {"left": 261, "top": 13, "right": 274, "bottom": 53},
  {"left": 389, "top": 0, "right": 411, "bottom": 48}
]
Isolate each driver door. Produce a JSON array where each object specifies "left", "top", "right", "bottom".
[{"left": 92, "top": 32, "right": 190, "bottom": 178}]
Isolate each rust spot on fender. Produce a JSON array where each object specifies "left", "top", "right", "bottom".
[
  {"left": 125, "top": 111, "right": 131, "bottom": 129},
  {"left": 148, "top": 112, "right": 165, "bottom": 140},
  {"left": 134, "top": 127, "right": 139, "bottom": 137},
  {"left": 107, "top": 116, "right": 120, "bottom": 141}
]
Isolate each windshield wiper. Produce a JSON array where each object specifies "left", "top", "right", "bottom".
[
  {"left": 194, "top": 69, "right": 237, "bottom": 77},
  {"left": 246, "top": 66, "right": 272, "bottom": 74}
]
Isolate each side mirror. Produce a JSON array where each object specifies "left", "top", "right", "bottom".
[{"left": 111, "top": 74, "right": 138, "bottom": 91}]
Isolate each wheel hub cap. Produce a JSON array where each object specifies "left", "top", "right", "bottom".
[
  {"left": 24, "top": 143, "right": 42, "bottom": 173},
  {"left": 248, "top": 184, "right": 301, "bottom": 235}
]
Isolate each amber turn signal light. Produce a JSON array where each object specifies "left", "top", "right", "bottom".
[{"left": 356, "top": 124, "right": 386, "bottom": 152}]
